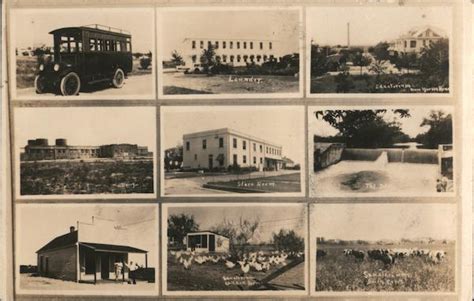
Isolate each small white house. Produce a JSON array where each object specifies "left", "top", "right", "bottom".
[{"left": 184, "top": 231, "right": 230, "bottom": 253}]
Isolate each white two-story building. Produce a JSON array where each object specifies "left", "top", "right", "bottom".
[
  {"left": 182, "top": 128, "right": 284, "bottom": 171},
  {"left": 388, "top": 25, "right": 447, "bottom": 55}
]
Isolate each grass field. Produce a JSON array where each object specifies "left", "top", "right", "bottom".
[
  {"left": 205, "top": 173, "right": 301, "bottom": 193},
  {"left": 16, "top": 56, "right": 152, "bottom": 90},
  {"left": 316, "top": 242, "right": 455, "bottom": 292},
  {"left": 20, "top": 159, "right": 154, "bottom": 195}
]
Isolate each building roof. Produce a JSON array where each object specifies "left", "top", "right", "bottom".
[
  {"left": 36, "top": 231, "right": 78, "bottom": 253},
  {"left": 396, "top": 25, "right": 446, "bottom": 40},
  {"left": 49, "top": 24, "right": 131, "bottom": 38},
  {"left": 187, "top": 230, "right": 229, "bottom": 239},
  {"left": 183, "top": 128, "right": 282, "bottom": 148},
  {"left": 79, "top": 242, "right": 147, "bottom": 254}
]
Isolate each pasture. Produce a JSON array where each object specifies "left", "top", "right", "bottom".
[
  {"left": 20, "top": 159, "right": 154, "bottom": 195},
  {"left": 315, "top": 242, "right": 455, "bottom": 292},
  {"left": 167, "top": 250, "right": 305, "bottom": 291}
]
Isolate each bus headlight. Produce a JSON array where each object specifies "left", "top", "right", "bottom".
[
  {"left": 53, "top": 64, "right": 60, "bottom": 72},
  {"left": 39, "top": 64, "right": 44, "bottom": 71}
]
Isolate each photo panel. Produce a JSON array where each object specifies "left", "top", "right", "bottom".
[
  {"left": 306, "top": 6, "right": 453, "bottom": 96},
  {"left": 162, "top": 203, "right": 308, "bottom": 295},
  {"left": 9, "top": 7, "right": 156, "bottom": 100},
  {"left": 158, "top": 7, "right": 303, "bottom": 99},
  {"left": 13, "top": 106, "right": 157, "bottom": 200},
  {"left": 308, "top": 106, "right": 455, "bottom": 198},
  {"left": 15, "top": 203, "right": 159, "bottom": 296},
  {"left": 310, "top": 203, "right": 457, "bottom": 294},
  {"left": 161, "top": 105, "right": 305, "bottom": 197}
]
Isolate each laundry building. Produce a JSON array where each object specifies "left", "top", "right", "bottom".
[
  {"left": 388, "top": 25, "right": 447, "bottom": 55},
  {"left": 182, "top": 128, "right": 284, "bottom": 171},
  {"left": 21, "top": 138, "right": 152, "bottom": 161},
  {"left": 36, "top": 218, "right": 150, "bottom": 283},
  {"left": 180, "top": 37, "right": 284, "bottom": 68}
]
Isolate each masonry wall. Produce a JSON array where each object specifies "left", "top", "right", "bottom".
[{"left": 37, "top": 246, "right": 77, "bottom": 282}]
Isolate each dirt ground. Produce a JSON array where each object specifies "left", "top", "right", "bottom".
[
  {"left": 164, "top": 170, "right": 300, "bottom": 195},
  {"left": 310, "top": 161, "right": 440, "bottom": 197},
  {"left": 163, "top": 72, "right": 299, "bottom": 95},
  {"left": 19, "top": 273, "right": 156, "bottom": 292}
]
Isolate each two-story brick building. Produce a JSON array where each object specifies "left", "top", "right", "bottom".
[{"left": 182, "top": 128, "right": 284, "bottom": 171}]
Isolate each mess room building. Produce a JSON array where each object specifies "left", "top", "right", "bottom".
[
  {"left": 21, "top": 138, "right": 152, "bottom": 161},
  {"left": 182, "top": 128, "right": 284, "bottom": 171},
  {"left": 388, "top": 25, "right": 447, "bottom": 55},
  {"left": 180, "top": 37, "right": 284, "bottom": 69},
  {"left": 36, "top": 222, "right": 149, "bottom": 284}
]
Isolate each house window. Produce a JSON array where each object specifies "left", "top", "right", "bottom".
[
  {"left": 186, "top": 141, "right": 190, "bottom": 151},
  {"left": 243, "top": 155, "right": 247, "bottom": 164},
  {"left": 260, "top": 42, "right": 263, "bottom": 50},
  {"left": 243, "top": 141, "right": 247, "bottom": 150},
  {"left": 423, "top": 40, "right": 427, "bottom": 47},
  {"left": 192, "top": 40, "right": 196, "bottom": 49},
  {"left": 223, "top": 41, "right": 226, "bottom": 49},
  {"left": 237, "top": 41, "right": 240, "bottom": 49},
  {"left": 219, "top": 138, "right": 224, "bottom": 148},
  {"left": 233, "top": 138, "right": 237, "bottom": 148},
  {"left": 253, "top": 143, "right": 256, "bottom": 151},
  {"left": 260, "top": 145, "right": 263, "bottom": 152},
  {"left": 233, "top": 154, "right": 238, "bottom": 165},
  {"left": 250, "top": 42, "right": 253, "bottom": 49},
  {"left": 192, "top": 55, "right": 197, "bottom": 63},
  {"left": 269, "top": 42, "right": 272, "bottom": 50},
  {"left": 200, "top": 41, "right": 204, "bottom": 49},
  {"left": 243, "top": 42, "right": 247, "bottom": 49},
  {"left": 202, "top": 139, "right": 207, "bottom": 149},
  {"left": 230, "top": 41, "right": 233, "bottom": 49},
  {"left": 410, "top": 40, "right": 416, "bottom": 48},
  {"left": 253, "top": 157, "right": 256, "bottom": 164}
]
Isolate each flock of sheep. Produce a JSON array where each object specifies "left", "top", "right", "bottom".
[
  {"left": 170, "top": 250, "right": 304, "bottom": 274},
  {"left": 317, "top": 247, "right": 447, "bottom": 266}
]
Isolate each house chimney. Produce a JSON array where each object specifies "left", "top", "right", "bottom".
[{"left": 69, "top": 226, "right": 75, "bottom": 233}]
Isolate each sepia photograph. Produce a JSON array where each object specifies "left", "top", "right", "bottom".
[
  {"left": 16, "top": 204, "right": 159, "bottom": 295},
  {"left": 159, "top": 8, "right": 302, "bottom": 97},
  {"left": 163, "top": 203, "right": 306, "bottom": 294},
  {"left": 309, "top": 107, "right": 454, "bottom": 197},
  {"left": 312, "top": 203, "right": 456, "bottom": 292},
  {"left": 161, "top": 106, "right": 305, "bottom": 196},
  {"left": 307, "top": 6, "right": 451, "bottom": 94},
  {"left": 14, "top": 107, "right": 156, "bottom": 198},
  {"left": 10, "top": 8, "right": 155, "bottom": 99}
]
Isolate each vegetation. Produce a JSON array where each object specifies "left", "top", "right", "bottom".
[
  {"left": 272, "top": 229, "right": 304, "bottom": 255},
  {"left": 168, "top": 214, "right": 199, "bottom": 248},
  {"left": 415, "top": 110, "right": 453, "bottom": 149}
]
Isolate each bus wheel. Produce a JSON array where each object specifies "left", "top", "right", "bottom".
[
  {"left": 34, "top": 75, "right": 47, "bottom": 94},
  {"left": 60, "top": 72, "right": 81, "bottom": 96},
  {"left": 112, "top": 68, "right": 125, "bottom": 88}
]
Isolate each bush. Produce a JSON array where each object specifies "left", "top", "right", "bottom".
[
  {"left": 335, "top": 72, "right": 355, "bottom": 93},
  {"left": 139, "top": 56, "right": 151, "bottom": 70}
]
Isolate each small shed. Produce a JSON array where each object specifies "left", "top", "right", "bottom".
[{"left": 185, "top": 231, "right": 229, "bottom": 253}]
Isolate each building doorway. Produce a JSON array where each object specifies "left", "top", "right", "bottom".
[
  {"left": 101, "top": 254, "right": 109, "bottom": 279},
  {"left": 208, "top": 155, "right": 213, "bottom": 170},
  {"left": 209, "top": 234, "right": 215, "bottom": 252}
]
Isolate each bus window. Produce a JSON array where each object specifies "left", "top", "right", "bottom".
[
  {"left": 105, "top": 40, "right": 111, "bottom": 51},
  {"left": 60, "top": 36, "right": 69, "bottom": 53},
  {"left": 97, "top": 39, "right": 104, "bottom": 51},
  {"left": 109, "top": 40, "right": 115, "bottom": 51},
  {"left": 115, "top": 41, "right": 122, "bottom": 52},
  {"left": 89, "top": 38, "right": 97, "bottom": 51},
  {"left": 126, "top": 41, "right": 131, "bottom": 52}
]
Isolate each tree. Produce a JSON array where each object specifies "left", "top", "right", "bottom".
[
  {"left": 352, "top": 53, "right": 372, "bottom": 75},
  {"left": 200, "top": 45, "right": 217, "bottom": 71},
  {"left": 314, "top": 110, "right": 411, "bottom": 148},
  {"left": 211, "top": 216, "right": 260, "bottom": 256},
  {"left": 334, "top": 72, "right": 355, "bottom": 93},
  {"left": 394, "top": 52, "right": 417, "bottom": 74},
  {"left": 167, "top": 214, "right": 199, "bottom": 247},
  {"left": 311, "top": 45, "right": 329, "bottom": 77},
  {"left": 419, "top": 39, "right": 449, "bottom": 85},
  {"left": 369, "top": 59, "right": 388, "bottom": 77},
  {"left": 170, "top": 50, "right": 184, "bottom": 66},
  {"left": 372, "top": 42, "right": 391, "bottom": 61},
  {"left": 415, "top": 110, "right": 452, "bottom": 149},
  {"left": 272, "top": 229, "right": 304, "bottom": 255}
]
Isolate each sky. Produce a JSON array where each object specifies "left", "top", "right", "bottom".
[
  {"left": 168, "top": 204, "right": 306, "bottom": 244},
  {"left": 15, "top": 107, "right": 156, "bottom": 153},
  {"left": 312, "top": 203, "right": 456, "bottom": 242},
  {"left": 309, "top": 107, "right": 453, "bottom": 139},
  {"left": 162, "top": 106, "right": 305, "bottom": 164},
  {"left": 12, "top": 8, "right": 154, "bottom": 53},
  {"left": 308, "top": 6, "right": 452, "bottom": 46},
  {"left": 17, "top": 205, "right": 158, "bottom": 266},
  {"left": 160, "top": 9, "right": 300, "bottom": 59}
]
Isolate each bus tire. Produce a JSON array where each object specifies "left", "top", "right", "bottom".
[
  {"left": 112, "top": 68, "right": 125, "bottom": 88},
  {"left": 60, "top": 72, "right": 81, "bottom": 96},
  {"left": 34, "top": 75, "right": 47, "bottom": 94}
]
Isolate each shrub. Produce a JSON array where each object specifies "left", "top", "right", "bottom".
[{"left": 139, "top": 56, "right": 151, "bottom": 70}]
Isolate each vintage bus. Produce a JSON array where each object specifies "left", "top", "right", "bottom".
[{"left": 35, "top": 24, "right": 133, "bottom": 96}]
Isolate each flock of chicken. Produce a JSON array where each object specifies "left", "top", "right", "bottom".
[{"left": 170, "top": 250, "right": 303, "bottom": 274}]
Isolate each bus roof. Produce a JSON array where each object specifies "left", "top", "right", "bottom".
[{"left": 49, "top": 24, "right": 131, "bottom": 38}]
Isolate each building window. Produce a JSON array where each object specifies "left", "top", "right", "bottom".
[
  {"left": 260, "top": 157, "right": 263, "bottom": 164},
  {"left": 269, "top": 55, "right": 274, "bottom": 61},
  {"left": 237, "top": 41, "right": 240, "bottom": 49},
  {"left": 219, "top": 137, "right": 224, "bottom": 148},
  {"left": 263, "top": 55, "right": 268, "bottom": 61},
  {"left": 404, "top": 41, "right": 407, "bottom": 48},
  {"left": 215, "top": 41, "right": 219, "bottom": 48},
  {"left": 216, "top": 55, "right": 221, "bottom": 63},
  {"left": 410, "top": 40, "right": 416, "bottom": 48},
  {"left": 202, "top": 139, "right": 207, "bottom": 149},
  {"left": 243, "top": 55, "right": 248, "bottom": 62},
  {"left": 223, "top": 41, "right": 226, "bottom": 49},
  {"left": 257, "top": 55, "right": 261, "bottom": 62},
  {"left": 192, "top": 55, "right": 197, "bottom": 63},
  {"left": 208, "top": 41, "right": 212, "bottom": 48},
  {"left": 192, "top": 40, "right": 196, "bottom": 49},
  {"left": 243, "top": 141, "right": 247, "bottom": 150},
  {"left": 194, "top": 154, "right": 197, "bottom": 160},
  {"left": 260, "top": 145, "right": 263, "bottom": 152},
  {"left": 200, "top": 41, "right": 204, "bottom": 49},
  {"left": 250, "top": 55, "right": 255, "bottom": 62},
  {"left": 233, "top": 138, "right": 237, "bottom": 148},
  {"left": 223, "top": 55, "right": 227, "bottom": 63},
  {"left": 266, "top": 146, "right": 268, "bottom": 153},
  {"left": 243, "top": 155, "right": 247, "bottom": 164},
  {"left": 250, "top": 42, "right": 253, "bottom": 49},
  {"left": 260, "top": 42, "right": 263, "bottom": 50},
  {"left": 186, "top": 141, "right": 190, "bottom": 151},
  {"left": 230, "top": 41, "right": 233, "bottom": 49},
  {"left": 237, "top": 55, "right": 241, "bottom": 62},
  {"left": 253, "top": 157, "right": 256, "bottom": 164},
  {"left": 230, "top": 55, "right": 234, "bottom": 63},
  {"left": 253, "top": 143, "right": 256, "bottom": 151},
  {"left": 233, "top": 154, "right": 238, "bottom": 165},
  {"left": 243, "top": 41, "right": 247, "bottom": 49},
  {"left": 269, "top": 42, "right": 272, "bottom": 50}
]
